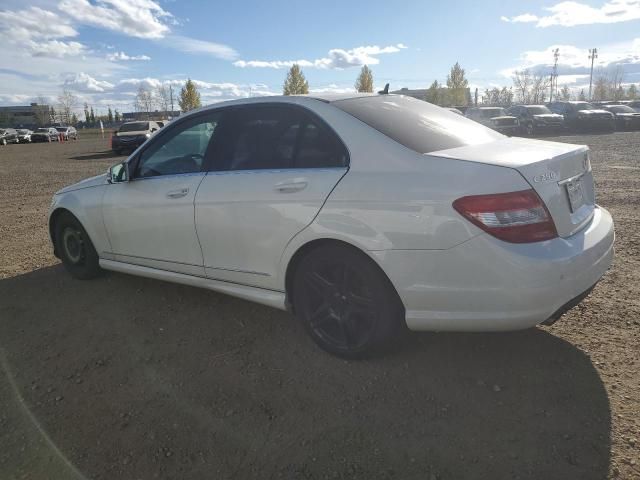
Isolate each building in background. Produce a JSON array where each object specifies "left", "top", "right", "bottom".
[{"left": 0, "top": 103, "right": 50, "bottom": 128}]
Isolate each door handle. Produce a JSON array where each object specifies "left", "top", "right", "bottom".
[
  {"left": 166, "top": 188, "right": 189, "bottom": 199},
  {"left": 274, "top": 180, "right": 308, "bottom": 193}
]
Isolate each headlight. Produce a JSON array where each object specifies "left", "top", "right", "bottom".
[{"left": 145, "top": 133, "right": 151, "bottom": 138}]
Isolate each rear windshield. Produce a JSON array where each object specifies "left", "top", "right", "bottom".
[
  {"left": 608, "top": 105, "right": 635, "bottom": 113},
  {"left": 525, "top": 106, "right": 552, "bottom": 114},
  {"left": 119, "top": 122, "right": 149, "bottom": 132},
  {"left": 333, "top": 95, "right": 502, "bottom": 154},
  {"left": 480, "top": 108, "right": 505, "bottom": 117}
]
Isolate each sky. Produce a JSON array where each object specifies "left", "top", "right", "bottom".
[{"left": 1, "top": 0, "right": 640, "bottom": 115}]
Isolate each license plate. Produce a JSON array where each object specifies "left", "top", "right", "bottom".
[{"left": 565, "top": 178, "right": 585, "bottom": 213}]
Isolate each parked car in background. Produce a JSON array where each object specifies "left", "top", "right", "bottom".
[
  {"left": 446, "top": 107, "right": 463, "bottom": 115},
  {"left": 49, "top": 94, "right": 614, "bottom": 358},
  {"left": 31, "top": 127, "right": 60, "bottom": 143},
  {"left": 465, "top": 107, "right": 519, "bottom": 135},
  {"left": 547, "top": 101, "right": 615, "bottom": 132},
  {"left": 626, "top": 100, "right": 640, "bottom": 112},
  {"left": 0, "top": 128, "right": 19, "bottom": 145},
  {"left": 111, "top": 121, "right": 161, "bottom": 155},
  {"left": 16, "top": 129, "right": 33, "bottom": 143},
  {"left": 601, "top": 105, "right": 640, "bottom": 131},
  {"left": 56, "top": 126, "right": 78, "bottom": 140},
  {"left": 506, "top": 105, "right": 565, "bottom": 135}
]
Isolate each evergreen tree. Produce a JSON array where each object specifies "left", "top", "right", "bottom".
[
  {"left": 354, "top": 65, "right": 374, "bottom": 93},
  {"left": 84, "top": 103, "right": 90, "bottom": 123},
  {"left": 89, "top": 107, "right": 96, "bottom": 126},
  {"left": 446, "top": 62, "right": 469, "bottom": 105},
  {"left": 71, "top": 113, "right": 78, "bottom": 126},
  {"left": 628, "top": 84, "right": 638, "bottom": 100},
  {"left": 283, "top": 64, "right": 309, "bottom": 95},
  {"left": 425, "top": 80, "right": 444, "bottom": 105},
  {"left": 107, "top": 107, "right": 113, "bottom": 124},
  {"left": 114, "top": 109, "right": 121, "bottom": 123},
  {"left": 179, "top": 79, "right": 202, "bottom": 112},
  {"left": 578, "top": 89, "right": 587, "bottom": 101},
  {"left": 559, "top": 85, "right": 572, "bottom": 101}
]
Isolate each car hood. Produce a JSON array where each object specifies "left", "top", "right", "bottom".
[
  {"left": 533, "top": 114, "right": 563, "bottom": 120},
  {"left": 578, "top": 109, "right": 612, "bottom": 115},
  {"left": 116, "top": 130, "right": 148, "bottom": 137},
  {"left": 56, "top": 173, "right": 108, "bottom": 195}
]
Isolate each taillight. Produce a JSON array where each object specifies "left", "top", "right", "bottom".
[{"left": 452, "top": 189, "right": 557, "bottom": 243}]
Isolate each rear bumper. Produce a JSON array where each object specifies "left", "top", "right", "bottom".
[{"left": 371, "top": 206, "right": 614, "bottom": 332}]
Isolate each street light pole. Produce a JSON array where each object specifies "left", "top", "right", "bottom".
[
  {"left": 588, "top": 48, "right": 598, "bottom": 100},
  {"left": 550, "top": 48, "right": 560, "bottom": 102}
]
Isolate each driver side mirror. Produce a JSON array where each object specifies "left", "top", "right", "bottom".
[{"left": 107, "top": 162, "right": 129, "bottom": 183}]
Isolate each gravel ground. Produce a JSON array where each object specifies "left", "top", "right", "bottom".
[{"left": 0, "top": 131, "right": 638, "bottom": 480}]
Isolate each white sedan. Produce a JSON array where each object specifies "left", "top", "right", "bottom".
[{"left": 49, "top": 94, "right": 614, "bottom": 357}]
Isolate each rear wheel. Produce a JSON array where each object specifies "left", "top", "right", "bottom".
[
  {"left": 292, "top": 244, "right": 404, "bottom": 358},
  {"left": 54, "top": 212, "right": 102, "bottom": 280},
  {"left": 526, "top": 122, "right": 535, "bottom": 136}
]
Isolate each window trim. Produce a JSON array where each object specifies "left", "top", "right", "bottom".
[{"left": 205, "top": 102, "right": 350, "bottom": 172}]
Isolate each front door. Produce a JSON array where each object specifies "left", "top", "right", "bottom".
[
  {"left": 102, "top": 113, "right": 222, "bottom": 276},
  {"left": 195, "top": 104, "right": 348, "bottom": 289}
]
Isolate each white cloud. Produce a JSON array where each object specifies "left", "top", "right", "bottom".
[
  {"left": 59, "top": 0, "right": 173, "bottom": 39},
  {"left": 309, "top": 84, "right": 355, "bottom": 94},
  {"left": 234, "top": 43, "right": 408, "bottom": 69},
  {"left": 107, "top": 51, "right": 151, "bottom": 61},
  {"left": 501, "top": 0, "right": 640, "bottom": 27},
  {"left": 64, "top": 72, "right": 115, "bottom": 92},
  {"left": 0, "top": 7, "right": 78, "bottom": 42},
  {"left": 165, "top": 35, "right": 238, "bottom": 60}
]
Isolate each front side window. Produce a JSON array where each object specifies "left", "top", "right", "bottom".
[
  {"left": 134, "top": 114, "right": 220, "bottom": 178},
  {"left": 216, "top": 105, "right": 347, "bottom": 171}
]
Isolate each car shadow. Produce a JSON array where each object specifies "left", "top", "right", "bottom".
[
  {"left": 0, "top": 265, "right": 611, "bottom": 480},
  {"left": 69, "top": 151, "right": 124, "bottom": 161}
]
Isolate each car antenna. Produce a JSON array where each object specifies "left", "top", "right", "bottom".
[{"left": 378, "top": 83, "right": 390, "bottom": 95}]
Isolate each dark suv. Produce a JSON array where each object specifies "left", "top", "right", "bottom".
[
  {"left": 547, "top": 101, "right": 615, "bottom": 132},
  {"left": 506, "top": 105, "right": 565, "bottom": 135},
  {"left": 0, "top": 128, "right": 19, "bottom": 145}
]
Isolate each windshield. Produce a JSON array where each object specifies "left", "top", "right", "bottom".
[
  {"left": 574, "top": 102, "right": 595, "bottom": 111},
  {"left": 55, "top": 127, "right": 67, "bottom": 132},
  {"left": 36, "top": 128, "right": 49, "bottom": 132},
  {"left": 526, "top": 106, "right": 552, "bottom": 115},
  {"left": 333, "top": 95, "right": 502, "bottom": 154},
  {"left": 17, "top": 129, "right": 29, "bottom": 134},
  {"left": 119, "top": 122, "right": 149, "bottom": 132},
  {"left": 608, "top": 105, "right": 635, "bottom": 113},
  {"left": 481, "top": 108, "right": 505, "bottom": 117}
]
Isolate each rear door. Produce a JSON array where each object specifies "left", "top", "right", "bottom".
[{"left": 195, "top": 103, "right": 348, "bottom": 289}]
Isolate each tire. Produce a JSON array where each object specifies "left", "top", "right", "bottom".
[
  {"left": 292, "top": 244, "right": 404, "bottom": 359},
  {"left": 54, "top": 212, "right": 102, "bottom": 280}
]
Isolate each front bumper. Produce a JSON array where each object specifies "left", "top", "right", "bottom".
[
  {"left": 371, "top": 206, "right": 614, "bottom": 332},
  {"left": 494, "top": 124, "right": 519, "bottom": 134},
  {"left": 576, "top": 117, "right": 615, "bottom": 131},
  {"left": 112, "top": 136, "right": 147, "bottom": 150}
]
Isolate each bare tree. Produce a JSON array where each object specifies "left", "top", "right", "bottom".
[
  {"left": 34, "top": 95, "right": 51, "bottom": 126},
  {"left": 609, "top": 66, "right": 624, "bottom": 101},
  {"left": 156, "top": 84, "right": 171, "bottom": 117},
  {"left": 512, "top": 70, "right": 532, "bottom": 104},
  {"left": 559, "top": 85, "right": 572, "bottom": 101},
  {"left": 57, "top": 88, "right": 77, "bottom": 125},
  {"left": 531, "top": 74, "right": 550, "bottom": 104},
  {"left": 593, "top": 72, "right": 608, "bottom": 101},
  {"left": 135, "top": 85, "right": 155, "bottom": 119}
]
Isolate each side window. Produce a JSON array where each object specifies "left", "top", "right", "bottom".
[
  {"left": 135, "top": 114, "right": 220, "bottom": 178},
  {"left": 223, "top": 106, "right": 302, "bottom": 171},
  {"left": 218, "top": 105, "right": 348, "bottom": 171},
  {"left": 295, "top": 120, "right": 347, "bottom": 168}
]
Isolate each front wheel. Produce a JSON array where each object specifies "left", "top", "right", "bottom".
[
  {"left": 526, "top": 122, "right": 535, "bottom": 136},
  {"left": 54, "top": 212, "right": 103, "bottom": 280},
  {"left": 292, "top": 244, "right": 404, "bottom": 358}
]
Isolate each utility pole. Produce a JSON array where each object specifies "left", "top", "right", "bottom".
[
  {"left": 588, "top": 48, "right": 598, "bottom": 100},
  {"left": 550, "top": 48, "right": 560, "bottom": 102}
]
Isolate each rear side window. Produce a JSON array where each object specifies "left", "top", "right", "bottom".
[
  {"left": 216, "top": 105, "right": 347, "bottom": 171},
  {"left": 333, "top": 95, "right": 502, "bottom": 154}
]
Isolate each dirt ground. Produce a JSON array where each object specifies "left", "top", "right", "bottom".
[{"left": 0, "top": 130, "right": 638, "bottom": 480}]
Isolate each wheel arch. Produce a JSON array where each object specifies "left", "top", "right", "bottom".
[{"left": 283, "top": 238, "right": 405, "bottom": 317}]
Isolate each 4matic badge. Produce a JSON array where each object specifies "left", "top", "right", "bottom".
[{"left": 533, "top": 171, "right": 558, "bottom": 183}]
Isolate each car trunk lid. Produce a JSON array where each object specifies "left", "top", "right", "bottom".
[{"left": 430, "top": 137, "right": 595, "bottom": 238}]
